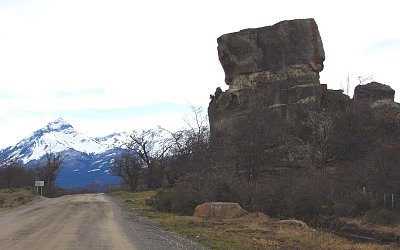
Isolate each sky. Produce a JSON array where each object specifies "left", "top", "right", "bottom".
[{"left": 0, "top": 0, "right": 399, "bottom": 148}]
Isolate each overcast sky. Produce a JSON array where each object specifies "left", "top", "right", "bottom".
[{"left": 1, "top": 0, "right": 399, "bottom": 148}]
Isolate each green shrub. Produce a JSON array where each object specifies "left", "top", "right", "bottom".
[
  {"left": 321, "top": 202, "right": 333, "bottom": 216},
  {"left": 364, "top": 209, "right": 399, "bottom": 226}
]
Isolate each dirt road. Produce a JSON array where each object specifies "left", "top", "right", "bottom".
[{"left": 0, "top": 194, "right": 206, "bottom": 250}]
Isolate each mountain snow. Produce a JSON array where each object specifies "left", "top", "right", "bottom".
[
  {"left": 1, "top": 118, "right": 127, "bottom": 164},
  {"left": 95, "top": 132, "right": 129, "bottom": 149}
]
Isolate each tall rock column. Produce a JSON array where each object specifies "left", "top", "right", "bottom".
[{"left": 208, "top": 18, "right": 325, "bottom": 170}]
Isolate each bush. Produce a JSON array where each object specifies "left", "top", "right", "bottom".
[
  {"left": 153, "top": 184, "right": 203, "bottom": 215},
  {"left": 335, "top": 192, "right": 370, "bottom": 217},
  {"left": 287, "top": 194, "right": 320, "bottom": 219},
  {"left": 350, "top": 193, "right": 370, "bottom": 216},
  {"left": 234, "top": 184, "right": 274, "bottom": 214},
  {"left": 153, "top": 189, "right": 174, "bottom": 212},
  {"left": 153, "top": 172, "right": 249, "bottom": 215},
  {"left": 214, "top": 180, "right": 240, "bottom": 203},
  {"left": 321, "top": 202, "right": 333, "bottom": 216},
  {"left": 363, "top": 209, "right": 399, "bottom": 226}
]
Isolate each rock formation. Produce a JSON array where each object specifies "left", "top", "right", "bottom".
[
  {"left": 209, "top": 18, "right": 326, "bottom": 170},
  {"left": 208, "top": 18, "right": 400, "bottom": 174}
]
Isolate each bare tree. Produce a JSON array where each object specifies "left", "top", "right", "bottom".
[
  {"left": 110, "top": 151, "right": 142, "bottom": 191},
  {"left": 161, "top": 106, "right": 213, "bottom": 185},
  {"left": 35, "top": 152, "right": 63, "bottom": 196},
  {"left": 116, "top": 105, "right": 214, "bottom": 193},
  {"left": 341, "top": 73, "right": 373, "bottom": 97},
  {"left": 126, "top": 129, "right": 171, "bottom": 189},
  {"left": 167, "top": 106, "right": 210, "bottom": 162},
  {"left": 0, "top": 161, "right": 35, "bottom": 189},
  {"left": 183, "top": 105, "right": 210, "bottom": 149}
]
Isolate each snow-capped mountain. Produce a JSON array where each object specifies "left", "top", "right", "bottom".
[
  {"left": 0, "top": 118, "right": 130, "bottom": 189},
  {"left": 95, "top": 132, "right": 129, "bottom": 149},
  {"left": 4, "top": 118, "right": 113, "bottom": 163}
]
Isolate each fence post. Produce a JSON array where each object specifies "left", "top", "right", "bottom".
[
  {"left": 384, "top": 193, "right": 386, "bottom": 208},
  {"left": 392, "top": 194, "right": 395, "bottom": 208},
  {"left": 362, "top": 187, "right": 366, "bottom": 197}
]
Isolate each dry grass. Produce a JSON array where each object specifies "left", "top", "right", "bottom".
[
  {"left": 111, "top": 191, "right": 398, "bottom": 249},
  {"left": 0, "top": 187, "right": 36, "bottom": 212},
  {"left": 346, "top": 216, "right": 400, "bottom": 236}
]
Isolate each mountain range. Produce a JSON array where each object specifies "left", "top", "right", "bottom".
[{"left": 0, "top": 118, "right": 129, "bottom": 189}]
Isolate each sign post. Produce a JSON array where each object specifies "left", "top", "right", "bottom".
[{"left": 35, "top": 181, "right": 45, "bottom": 196}]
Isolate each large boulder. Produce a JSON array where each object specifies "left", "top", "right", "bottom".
[{"left": 194, "top": 202, "right": 247, "bottom": 219}]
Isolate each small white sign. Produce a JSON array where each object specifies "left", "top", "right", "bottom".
[{"left": 35, "top": 181, "right": 44, "bottom": 187}]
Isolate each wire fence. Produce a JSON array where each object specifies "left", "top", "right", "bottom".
[{"left": 362, "top": 187, "right": 400, "bottom": 210}]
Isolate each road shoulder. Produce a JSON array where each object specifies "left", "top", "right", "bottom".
[{"left": 109, "top": 194, "right": 208, "bottom": 250}]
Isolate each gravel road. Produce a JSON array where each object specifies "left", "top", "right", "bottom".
[{"left": 0, "top": 193, "right": 206, "bottom": 250}]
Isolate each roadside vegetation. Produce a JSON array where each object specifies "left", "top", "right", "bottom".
[
  {"left": 108, "top": 104, "right": 400, "bottom": 247},
  {"left": 0, "top": 188, "right": 36, "bottom": 212},
  {"left": 0, "top": 152, "right": 63, "bottom": 198},
  {"left": 111, "top": 190, "right": 396, "bottom": 250}
]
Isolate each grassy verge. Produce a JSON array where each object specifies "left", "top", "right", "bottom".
[
  {"left": 0, "top": 187, "right": 36, "bottom": 212},
  {"left": 110, "top": 191, "right": 397, "bottom": 249}
]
